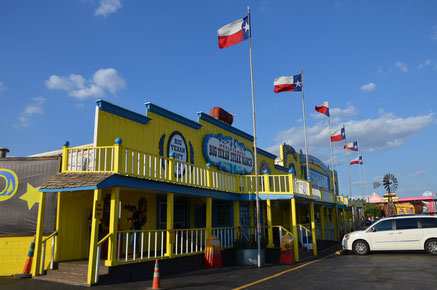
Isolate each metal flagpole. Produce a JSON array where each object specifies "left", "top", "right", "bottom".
[
  {"left": 328, "top": 114, "right": 337, "bottom": 197},
  {"left": 357, "top": 144, "right": 364, "bottom": 198},
  {"left": 247, "top": 6, "right": 261, "bottom": 268},
  {"left": 301, "top": 68, "right": 310, "bottom": 179},
  {"left": 361, "top": 154, "right": 370, "bottom": 197},
  {"left": 343, "top": 125, "right": 354, "bottom": 228}
]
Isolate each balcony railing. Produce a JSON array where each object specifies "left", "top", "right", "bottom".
[{"left": 61, "top": 144, "right": 363, "bottom": 206}]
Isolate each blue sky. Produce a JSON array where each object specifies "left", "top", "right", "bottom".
[{"left": 1, "top": 0, "right": 436, "bottom": 198}]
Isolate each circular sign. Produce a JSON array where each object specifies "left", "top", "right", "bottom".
[{"left": 167, "top": 131, "right": 188, "bottom": 177}]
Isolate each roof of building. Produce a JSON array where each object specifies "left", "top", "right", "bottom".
[{"left": 40, "top": 172, "right": 114, "bottom": 190}]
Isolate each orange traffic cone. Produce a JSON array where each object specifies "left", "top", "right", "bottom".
[
  {"left": 152, "top": 259, "right": 161, "bottom": 289},
  {"left": 15, "top": 236, "right": 35, "bottom": 278}
]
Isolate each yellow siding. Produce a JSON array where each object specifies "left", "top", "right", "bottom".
[
  {"left": 56, "top": 191, "right": 93, "bottom": 261},
  {"left": 0, "top": 236, "right": 52, "bottom": 276}
]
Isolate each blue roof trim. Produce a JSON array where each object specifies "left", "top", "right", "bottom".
[
  {"left": 198, "top": 112, "right": 253, "bottom": 141},
  {"left": 96, "top": 100, "right": 152, "bottom": 125},
  {"left": 40, "top": 185, "right": 97, "bottom": 192},
  {"left": 274, "top": 164, "right": 289, "bottom": 173},
  {"left": 257, "top": 148, "right": 277, "bottom": 160},
  {"left": 146, "top": 103, "right": 202, "bottom": 130}
]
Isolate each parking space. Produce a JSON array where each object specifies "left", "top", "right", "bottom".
[{"left": 2, "top": 249, "right": 437, "bottom": 289}]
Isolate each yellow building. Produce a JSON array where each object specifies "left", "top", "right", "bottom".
[{"left": 29, "top": 100, "right": 364, "bottom": 285}]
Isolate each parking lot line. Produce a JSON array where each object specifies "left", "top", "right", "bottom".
[{"left": 233, "top": 255, "right": 332, "bottom": 290}]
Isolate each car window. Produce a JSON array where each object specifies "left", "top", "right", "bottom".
[
  {"left": 421, "top": 218, "right": 437, "bottom": 228},
  {"left": 372, "top": 220, "right": 393, "bottom": 232},
  {"left": 395, "top": 218, "right": 418, "bottom": 230}
]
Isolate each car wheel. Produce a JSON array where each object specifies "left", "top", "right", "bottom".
[
  {"left": 425, "top": 239, "right": 437, "bottom": 255},
  {"left": 353, "top": 240, "right": 369, "bottom": 255}
]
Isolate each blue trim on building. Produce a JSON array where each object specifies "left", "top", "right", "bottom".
[
  {"left": 274, "top": 164, "right": 289, "bottom": 173},
  {"left": 97, "top": 100, "right": 152, "bottom": 125},
  {"left": 257, "top": 148, "right": 277, "bottom": 160},
  {"left": 146, "top": 103, "right": 202, "bottom": 130},
  {"left": 41, "top": 185, "right": 98, "bottom": 192},
  {"left": 197, "top": 112, "right": 254, "bottom": 141}
]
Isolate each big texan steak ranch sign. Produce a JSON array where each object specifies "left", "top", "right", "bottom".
[{"left": 203, "top": 134, "right": 254, "bottom": 174}]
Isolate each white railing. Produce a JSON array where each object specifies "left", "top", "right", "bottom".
[
  {"left": 117, "top": 230, "right": 167, "bottom": 262},
  {"left": 40, "top": 231, "right": 58, "bottom": 274},
  {"left": 268, "top": 175, "right": 290, "bottom": 193},
  {"left": 212, "top": 227, "right": 237, "bottom": 248},
  {"left": 173, "top": 228, "right": 207, "bottom": 256},
  {"left": 298, "top": 225, "right": 313, "bottom": 251},
  {"left": 211, "top": 171, "right": 236, "bottom": 192},
  {"left": 67, "top": 147, "right": 114, "bottom": 172},
  {"left": 294, "top": 178, "right": 309, "bottom": 196},
  {"left": 240, "top": 176, "right": 263, "bottom": 193}
]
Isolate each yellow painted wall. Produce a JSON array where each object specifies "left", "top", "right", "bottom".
[
  {"left": 0, "top": 236, "right": 52, "bottom": 276},
  {"left": 56, "top": 190, "right": 93, "bottom": 261}
]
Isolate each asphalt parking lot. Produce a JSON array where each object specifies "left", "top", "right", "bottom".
[{"left": 1, "top": 249, "right": 437, "bottom": 289}]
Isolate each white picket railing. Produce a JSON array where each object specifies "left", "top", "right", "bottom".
[
  {"left": 298, "top": 224, "right": 313, "bottom": 251},
  {"left": 174, "top": 228, "right": 207, "bottom": 255},
  {"left": 212, "top": 227, "right": 237, "bottom": 248},
  {"left": 268, "top": 175, "right": 290, "bottom": 193},
  {"left": 117, "top": 230, "right": 167, "bottom": 262},
  {"left": 67, "top": 147, "right": 114, "bottom": 172}
]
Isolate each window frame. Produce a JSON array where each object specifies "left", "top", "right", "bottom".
[{"left": 394, "top": 218, "right": 419, "bottom": 230}]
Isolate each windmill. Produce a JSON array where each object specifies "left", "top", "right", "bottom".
[{"left": 382, "top": 173, "right": 398, "bottom": 216}]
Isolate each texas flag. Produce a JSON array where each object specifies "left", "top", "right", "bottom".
[
  {"left": 330, "top": 128, "right": 346, "bottom": 142},
  {"left": 350, "top": 156, "right": 363, "bottom": 165},
  {"left": 315, "top": 101, "right": 330, "bottom": 117},
  {"left": 217, "top": 16, "right": 250, "bottom": 49},
  {"left": 344, "top": 141, "right": 359, "bottom": 151},
  {"left": 273, "top": 74, "right": 302, "bottom": 93}
]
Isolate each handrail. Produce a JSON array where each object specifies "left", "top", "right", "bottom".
[
  {"left": 42, "top": 230, "right": 58, "bottom": 243},
  {"left": 97, "top": 233, "right": 112, "bottom": 247},
  {"left": 272, "top": 225, "right": 294, "bottom": 238},
  {"left": 298, "top": 224, "right": 311, "bottom": 232}
]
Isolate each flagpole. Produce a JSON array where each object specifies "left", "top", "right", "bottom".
[
  {"left": 357, "top": 144, "right": 364, "bottom": 198},
  {"left": 247, "top": 6, "right": 261, "bottom": 268},
  {"left": 301, "top": 68, "right": 310, "bottom": 179},
  {"left": 362, "top": 154, "right": 370, "bottom": 197},
  {"left": 343, "top": 125, "right": 354, "bottom": 228},
  {"left": 328, "top": 116, "right": 337, "bottom": 196}
]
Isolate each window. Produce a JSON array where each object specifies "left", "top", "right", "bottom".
[
  {"left": 395, "top": 218, "right": 418, "bottom": 230},
  {"left": 216, "top": 201, "right": 231, "bottom": 226},
  {"left": 372, "top": 220, "right": 393, "bottom": 232},
  {"left": 421, "top": 218, "right": 437, "bottom": 229},
  {"left": 240, "top": 201, "right": 250, "bottom": 226}
]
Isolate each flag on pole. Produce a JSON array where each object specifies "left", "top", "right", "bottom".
[
  {"left": 315, "top": 101, "right": 329, "bottom": 117},
  {"left": 344, "top": 141, "right": 358, "bottom": 151},
  {"left": 273, "top": 74, "right": 302, "bottom": 93},
  {"left": 217, "top": 17, "right": 250, "bottom": 49},
  {"left": 350, "top": 156, "right": 363, "bottom": 165},
  {"left": 330, "top": 128, "right": 346, "bottom": 142}
]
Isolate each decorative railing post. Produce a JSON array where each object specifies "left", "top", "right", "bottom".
[
  {"left": 168, "top": 152, "right": 175, "bottom": 182},
  {"left": 263, "top": 170, "right": 270, "bottom": 193},
  {"left": 61, "top": 141, "right": 69, "bottom": 172},
  {"left": 288, "top": 169, "right": 294, "bottom": 194},
  {"left": 113, "top": 138, "right": 122, "bottom": 174},
  {"left": 206, "top": 163, "right": 212, "bottom": 188},
  {"left": 307, "top": 176, "right": 312, "bottom": 197},
  {"left": 235, "top": 174, "right": 241, "bottom": 193}
]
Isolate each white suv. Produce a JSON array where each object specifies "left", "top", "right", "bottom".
[{"left": 342, "top": 215, "right": 437, "bottom": 255}]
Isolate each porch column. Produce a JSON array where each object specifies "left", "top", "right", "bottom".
[
  {"left": 87, "top": 189, "right": 102, "bottom": 285},
  {"left": 310, "top": 201, "right": 318, "bottom": 255},
  {"left": 342, "top": 208, "right": 346, "bottom": 234},
  {"left": 319, "top": 206, "right": 325, "bottom": 240},
  {"left": 333, "top": 205, "right": 338, "bottom": 241},
  {"left": 325, "top": 207, "right": 330, "bottom": 240},
  {"left": 32, "top": 191, "right": 47, "bottom": 276},
  {"left": 166, "top": 193, "right": 174, "bottom": 258},
  {"left": 233, "top": 201, "right": 240, "bottom": 238},
  {"left": 206, "top": 197, "right": 212, "bottom": 237},
  {"left": 266, "top": 199, "right": 274, "bottom": 248},
  {"left": 107, "top": 187, "right": 120, "bottom": 265},
  {"left": 55, "top": 192, "right": 61, "bottom": 261},
  {"left": 249, "top": 201, "right": 254, "bottom": 236},
  {"left": 291, "top": 198, "right": 299, "bottom": 262}
]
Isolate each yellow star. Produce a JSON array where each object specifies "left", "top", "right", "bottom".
[{"left": 20, "top": 183, "right": 41, "bottom": 210}]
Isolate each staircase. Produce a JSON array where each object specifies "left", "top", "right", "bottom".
[{"left": 33, "top": 260, "right": 109, "bottom": 286}]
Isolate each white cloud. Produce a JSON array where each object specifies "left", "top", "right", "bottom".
[
  {"left": 360, "top": 82, "right": 376, "bottom": 92},
  {"left": 431, "top": 25, "right": 437, "bottom": 41},
  {"left": 271, "top": 111, "right": 435, "bottom": 154},
  {"left": 408, "top": 170, "right": 427, "bottom": 177},
  {"left": 312, "top": 104, "right": 357, "bottom": 123},
  {"left": 394, "top": 61, "right": 408, "bottom": 72},
  {"left": 45, "top": 68, "right": 125, "bottom": 100},
  {"left": 95, "top": 0, "right": 122, "bottom": 17},
  {"left": 0, "top": 81, "right": 5, "bottom": 92},
  {"left": 418, "top": 59, "right": 433, "bottom": 69},
  {"left": 19, "top": 97, "right": 46, "bottom": 127}
]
